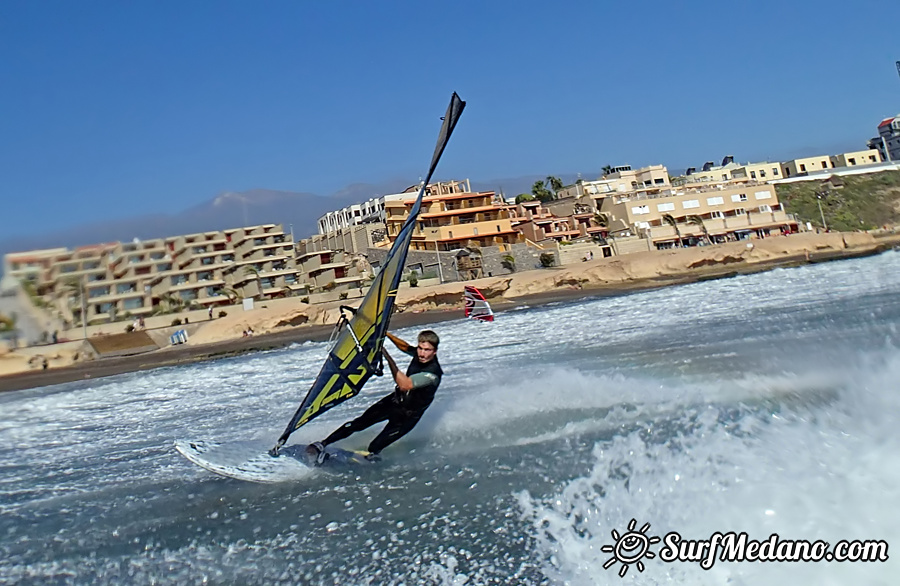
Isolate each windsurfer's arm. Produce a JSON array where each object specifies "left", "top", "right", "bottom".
[
  {"left": 382, "top": 347, "right": 413, "bottom": 392},
  {"left": 386, "top": 332, "right": 416, "bottom": 357}
]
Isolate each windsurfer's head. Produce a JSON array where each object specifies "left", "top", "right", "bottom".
[{"left": 416, "top": 330, "right": 439, "bottom": 363}]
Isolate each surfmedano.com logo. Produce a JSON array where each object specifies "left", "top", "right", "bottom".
[
  {"left": 601, "top": 519, "right": 889, "bottom": 577},
  {"left": 601, "top": 519, "right": 661, "bottom": 577}
]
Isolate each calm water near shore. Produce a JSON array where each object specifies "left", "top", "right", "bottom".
[{"left": 1, "top": 250, "right": 898, "bottom": 584}]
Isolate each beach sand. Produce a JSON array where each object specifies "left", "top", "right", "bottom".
[{"left": 1, "top": 230, "right": 895, "bottom": 393}]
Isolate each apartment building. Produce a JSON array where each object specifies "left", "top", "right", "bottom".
[
  {"left": 563, "top": 165, "right": 671, "bottom": 199},
  {"left": 317, "top": 188, "right": 424, "bottom": 234},
  {"left": 829, "top": 149, "right": 882, "bottom": 168},
  {"left": 597, "top": 183, "right": 800, "bottom": 249},
  {"left": 780, "top": 149, "right": 882, "bottom": 178},
  {"left": 296, "top": 249, "right": 366, "bottom": 294},
  {"left": 868, "top": 115, "right": 900, "bottom": 162},
  {"left": 304, "top": 223, "right": 386, "bottom": 256},
  {"left": 3, "top": 224, "right": 306, "bottom": 326},
  {"left": 384, "top": 180, "right": 523, "bottom": 252},
  {"left": 681, "top": 157, "right": 783, "bottom": 184},
  {"left": 3, "top": 247, "right": 69, "bottom": 287},
  {"left": 510, "top": 199, "right": 605, "bottom": 244}
]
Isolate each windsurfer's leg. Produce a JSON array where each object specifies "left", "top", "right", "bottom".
[
  {"left": 321, "top": 396, "right": 393, "bottom": 446},
  {"left": 367, "top": 413, "right": 422, "bottom": 455}
]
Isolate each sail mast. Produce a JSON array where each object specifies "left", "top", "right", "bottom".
[{"left": 271, "top": 93, "right": 466, "bottom": 451}]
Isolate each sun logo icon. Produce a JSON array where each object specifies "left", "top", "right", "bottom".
[{"left": 601, "top": 519, "right": 661, "bottom": 578}]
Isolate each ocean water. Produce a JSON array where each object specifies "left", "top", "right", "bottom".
[{"left": 2, "top": 250, "right": 899, "bottom": 585}]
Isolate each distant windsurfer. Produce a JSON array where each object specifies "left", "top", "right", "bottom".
[{"left": 306, "top": 330, "right": 443, "bottom": 463}]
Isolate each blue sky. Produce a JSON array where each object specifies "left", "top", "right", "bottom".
[{"left": 2, "top": 1, "right": 899, "bottom": 239}]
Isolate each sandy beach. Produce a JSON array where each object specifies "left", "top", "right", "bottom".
[{"left": 1, "top": 230, "right": 896, "bottom": 393}]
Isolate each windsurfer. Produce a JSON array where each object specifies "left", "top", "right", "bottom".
[{"left": 306, "top": 330, "right": 443, "bottom": 463}]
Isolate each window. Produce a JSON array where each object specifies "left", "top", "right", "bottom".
[
  {"left": 758, "top": 205, "right": 772, "bottom": 213},
  {"left": 772, "top": 167, "right": 779, "bottom": 175},
  {"left": 800, "top": 164, "right": 807, "bottom": 172},
  {"left": 193, "top": 246, "right": 207, "bottom": 254},
  {"left": 632, "top": 205, "right": 650, "bottom": 215},
  {"left": 711, "top": 210, "right": 724, "bottom": 219},
  {"left": 116, "top": 283, "right": 135, "bottom": 294},
  {"left": 180, "top": 290, "right": 198, "bottom": 301},
  {"left": 197, "top": 271, "right": 212, "bottom": 281},
  {"left": 171, "top": 275, "right": 187, "bottom": 285},
  {"left": 123, "top": 298, "right": 143, "bottom": 310},
  {"left": 88, "top": 287, "right": 110, "bottom": 298},
  {"left": 821, "top": 160, "right": 829, "bottom": 168},
  {"left": 682, "top": 200, "right": 700, "bottom": 209},
  {"left": 754, "top": 190, "right": 772, "bottom": 200},
  {"left": 496, "top": 225, "right": 501, "bottom": 232},
  {"left": 707, "top": 196, "right": 724, "bottom": 206},
  {"left": 750, "top": 171, "right": 757, "bottom": 179},
  {"left": 657, "top": 202, "right": 675, "bottom": 212},
  {"left": 157, "top": 263, "right": 172, "bottom": 271},
  {"left": 759, "top": 169, "right": 766, "bottom": 178},
  {"left": 731, "top": 194, "right": 748, "bottom": 202},
  {"left": 734, "top": 208, "right": 746, "bottom": 215},
  {"left": 848, "top": 157, "right": 856, "bottom": 165}
]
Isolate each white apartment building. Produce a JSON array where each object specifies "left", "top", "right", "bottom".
[{"left": 316, "top": 180, "right": 476, "bottom": 234}]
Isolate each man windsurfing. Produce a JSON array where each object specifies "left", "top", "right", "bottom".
[{"left": 306, "top": 330, "right": 443, "bottom": 464}]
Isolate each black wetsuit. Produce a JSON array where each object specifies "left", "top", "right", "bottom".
[{"left": 321, "top": 348, "right": 443, "bottom": 455}]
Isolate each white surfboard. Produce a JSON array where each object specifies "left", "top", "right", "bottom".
[{"left": 174, "top": 439, "right": 371, "bottom": 483}]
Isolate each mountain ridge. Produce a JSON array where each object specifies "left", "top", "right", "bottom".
[{"left": 0, "top": 173, "right": 594, "bottom": 271}]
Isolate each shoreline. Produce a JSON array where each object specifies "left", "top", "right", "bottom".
[{"left": 1, "top": 232, "right": 896, "bottom": 394}]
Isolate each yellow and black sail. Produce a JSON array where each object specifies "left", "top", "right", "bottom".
[{"left": 274, "top": 93, "right": 465, "bottom": 449}]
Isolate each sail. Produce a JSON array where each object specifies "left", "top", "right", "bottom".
[
  {"left": 274, "top": 93, "right": 466, "bottom": 448},
  {"left": 464, "top": 285, "right": 494, "bottom": 322}
]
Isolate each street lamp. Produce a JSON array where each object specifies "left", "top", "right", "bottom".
[{"left": 815, "top": 190, "right": 828, "bottom": 232}]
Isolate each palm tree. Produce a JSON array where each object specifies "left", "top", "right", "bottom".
[
  {"left": 592, "top": 212, "right": 610, "bottom": 229},
  {"left": 59, "top": 277, "right": 87, "bottom": 338},
  {"left": 687, "top": 215, "right": 710, "bottom": 244},
  {"left": 222, "top": 287, "right": 243, "bottom": 304},
  {"left": 546, "top": 175, "right": 564, "bottom": 199},
  {"left": 243, "top": 266, "right": 264, "bottom": 299},
  {"left": 662, "top": 214, "right": 682, "bottom": 247},
  {"left": 158, "top": 292, "right": 185, "bottom": 314},
  {"left": 531, "top": 180, "right": 552, "bottom": 202},
  {"left": 501, "top": 254, "right": 516, "bottom": 273}
]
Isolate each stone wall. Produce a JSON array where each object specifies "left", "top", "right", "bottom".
[{"left": 365, "top": 242, "right": 557, "bottom": 283}]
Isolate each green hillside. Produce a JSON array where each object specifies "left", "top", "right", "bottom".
[{"left": 775, "top": 170, "right": 900, "bottom": 232}]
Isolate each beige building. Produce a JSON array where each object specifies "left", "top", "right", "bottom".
[
  {"left": 3, "top": 224, "right": 308, "bottom": 327},
  {"left": 304, "top": 223, "right": 386, "bottom": 256},
  {"left": 597, "top": 183, "right": 801, "bottom": 249},
  {"left": 829, "top": 149, "right": 882, "bottom": 168},
  {"left": 296, "top": 249, "right": 367, "bottom": 294},
  {"left": 510, "top": 199, "right": 605, "bottom": 245},
  {"left": 385, "top": 180, "right": 523, "bottom": 252},
  {"left": 566, "top": 165, "right": 671, "bottom": 198},
  {"left": 780, "top": 149, "right": 882, "bottom": 178},
  {"left": 681, "top": 157, "right": 783, "bottom": 184}
]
